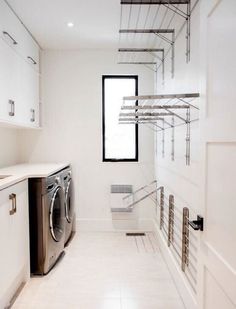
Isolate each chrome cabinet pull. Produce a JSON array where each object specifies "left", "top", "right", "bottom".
[
  {"left": 3, "top": 31, "right": 18, "bottom": 45},
  {"left": 9, "top": 100, "right": 15, "bottom": 116},
  {"left": 9, "top": 193, "right": 17, "bottom": 215},
  {"left": 27, "top": 56, "right": 37, "bottom": 65},
  {"left": 30, "top": 108, "right": 35, "bottom": 122}
]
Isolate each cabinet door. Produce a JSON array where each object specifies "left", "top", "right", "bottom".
[
  {"left": 9, "top": 181, "right": 29, "bottom": 284},
  {"left": 0, "top": 0, "right": 22, "bottom": 57},
  {"left": 0, "top": 38, "right": 40, "bottom": 127},
  {"left": 0, "top": 0, "right": 40, "bottom": 73},
  {"left": 0, "top": 185, "right": 11, "bottom": 307},
  {"left": 22, "top": 33, "right": 40, "bottom": 73},
  {"left": 0, "top": 180, "right": 29, "bottom": 308},
  {"left": 17, "top": 58, "right": 40, "bottom": 127},
  {"left": 0, "top": 38, "right": 18, "bottom": 123}
]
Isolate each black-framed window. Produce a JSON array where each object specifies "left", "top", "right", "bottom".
[{"left": 102, "top": 75, "right": 138, "bottom": 162}]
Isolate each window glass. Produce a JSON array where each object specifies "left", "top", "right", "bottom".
[{"left": 102, "top": 76, "right": 138, "bottom": 161}]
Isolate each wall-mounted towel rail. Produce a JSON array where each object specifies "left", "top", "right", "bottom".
[
  {"left": 122, "top": 180, "right": 162, "bottom": 210},
  {"left": 156, "top": 186, "right": 201, "bottom": 294}
]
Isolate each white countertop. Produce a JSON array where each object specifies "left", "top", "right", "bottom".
[{"left": 0, "top": 163, "right": 70, "bottom": 191}]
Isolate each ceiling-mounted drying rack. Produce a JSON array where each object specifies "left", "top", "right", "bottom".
[
  {"left": 118, "top": 92, "right": 199, "bottom": 165},
  {"left": 118, "top": 48, "right": 165, "bottom": 81},
  {"left": 119, "top": 29, "right": 175, "bottom": 78},
  {"left": 118, "top": 0, "right": 193, "bottom": 79}
]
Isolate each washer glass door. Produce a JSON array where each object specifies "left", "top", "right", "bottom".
[{"left": 49, "top": 186, "right": 64, "bottom": 242}]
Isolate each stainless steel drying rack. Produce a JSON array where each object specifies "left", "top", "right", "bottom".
[
  {"left": 118, "top": 92, "right": 200, "bottom": 165},
  {"left": 120, "top": 181, "right": 200, "bottom": 293},
  {"left": 118, "top": 0, "right": 195, "bottom": 79},
  {"left": 123, "top": 180, "right": 161, "bottom": 209},
  {"left": 118, "top": 48, "right": 165, "bottom": 83},
  {"left": 119, "top": 29, "right": 174, "bottom": 79}
]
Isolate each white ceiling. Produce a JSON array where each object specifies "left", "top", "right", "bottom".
[{"left": 7, "top": 0, "right": 121, "bottom": 49}]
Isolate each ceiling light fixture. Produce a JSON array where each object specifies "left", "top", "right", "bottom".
[{"left": 67, "top": 22, "right": 74, "bottom": 28}]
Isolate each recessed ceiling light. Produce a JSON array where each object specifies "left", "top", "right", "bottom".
[{"left": 67, "top": 22, "right": 74, "bottom": 28}]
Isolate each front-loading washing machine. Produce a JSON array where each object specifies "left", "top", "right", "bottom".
[
  {"left": 28, "top": 171, "right": 65, "bottom": 275},
  {"left": 61, "top": 166, "right": 75, "bottom": 245}
]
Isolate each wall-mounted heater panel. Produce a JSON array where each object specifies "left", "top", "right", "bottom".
[{"left": 110, "top": 185, "right": 133, "bottom": 212}]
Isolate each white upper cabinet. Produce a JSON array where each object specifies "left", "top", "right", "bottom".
[
  {"left": 0, "top": 38, "right": 19, "bottom": 123},
  {"left": 0, "top": 0, "right": 39, "bottom": 72},
  {"left": 17, "top": 54, "right": 40, "bottom": 127},
  {"left": 0, "top": 0, "right": 40, "bottom": 128}
]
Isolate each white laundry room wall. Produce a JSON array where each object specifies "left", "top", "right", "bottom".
[
  {"left": 154, "top": 0, "right": 201, "bottom": 211},
  {"left": 153, "top": 1, "right": 201, "bottom": 308},
  {"left": 153, "top": 1, "right": 236, "bottom": 308},
  {"left": 18, "top": 49, "right": 156, "bottom": 231},
  {"left": 0, "top": 127, "right": 20, "bottom": 167}
]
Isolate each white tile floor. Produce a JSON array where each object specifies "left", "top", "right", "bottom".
[{"left": 13, "top": 232, "right": 185, "bottom": 309}]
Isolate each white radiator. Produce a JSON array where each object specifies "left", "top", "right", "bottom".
[{"left": 110, "top": 185, "right": 133, "bottom": 213}]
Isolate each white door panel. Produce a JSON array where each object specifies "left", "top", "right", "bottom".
[
  {"left": 205, "top": 143, "right": 236, "bottom": 270},
  {"left": 204, "top": 270, "right": 235, "bottom": 309},
  {"left": 199, "top": 0, "right": 236, "bottom": 308}
]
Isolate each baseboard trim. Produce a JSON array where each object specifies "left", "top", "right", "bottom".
[
  {"left": 76, "top": 218, "right": 154, "bottom": 232},
  {"left": 153, "top": 220, "right": 197, "bottom": 309}
]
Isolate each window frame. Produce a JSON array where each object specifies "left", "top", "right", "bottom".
[{"left": 102, "top": 75, "right": 139, "bottom": 162}]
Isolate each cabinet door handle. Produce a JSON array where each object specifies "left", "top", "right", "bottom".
[
  {"left": 30, "top": 108, "right": 35, "bottom": 122},
  {"left": 3, "top": 31, "right": 18, "bottom": 45},
  {"left": 9, "top": 193, "right": 17, "bottom": 215},
  {"left": 9, "top": 100, "right": 15, "bottom": 116},
  {"left": 27, "top": 56, "right": 37, "bottom": 65},
  {"left": 189, "top": 215, "right": 204, "bottom": 231}
]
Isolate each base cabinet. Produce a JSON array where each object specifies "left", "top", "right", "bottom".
[{"left": 0, "top": 180, "right": 30, "bottom": 308}]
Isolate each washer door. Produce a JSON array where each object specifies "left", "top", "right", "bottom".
[
  {"left": 49, "top": 186, "right": 64, "bottom": 242},
  {"left": 65, "top": 179, "right": 73, "bottom": 223}
]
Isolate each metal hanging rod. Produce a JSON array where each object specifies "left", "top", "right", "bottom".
[
  {"left": 118, "top": 62, "right": 158, "bottom": 73},
  {"left": 178, "top": 98, "right": 199, "bottom": 110},
  {"left": 119, "top": 121, "right": 163, "bottom": 124},
  {"left": 118, "top": 48, "right": 165, "bottom": 82},
  {"left": 119, "top": 112, "right": 173, "bottom": 117},
  {"left": 123, "top": 93, "right": 199, "bottom": 101},
  {"left": 164, "top": 107, "right": 187, "bottom": 123},
  {"left": 119, "top": 117, "right": 169, "bottom": 122},
  {"left": 120, "top": 0, "right": 189, "bottom": 4},
  {"left": 119, "top": 117, "right": 165, "bottom": 124},
  {"left": 121, "top": 105, "right": 190, "bottom": 110},
  {"left": 155, "top": 118, "right": 198, "bottom": 132},
  {"left": 119, "top": 92, "right": 199, "bottom": 165},
  {"left": 162, "top": 3, "right": 188, "bottom": 18},
  {"left": 118, "top": 48, "right": 164, "bottom": 52},
  {"left": 120, "top": 104, "right": 190, "bottom": 123},
  {"left": 119, "top": 29, "right": 175, "bottom": 77},
  {"left": 123, "top": 180, "right": 157, "bottom": 200},
  {"left": 124, "top": 184, "right": 163, "bottom": 210},
  {"left": 120, "top": 0, "right": 191, "bottom": 62},
  {"left": 118, "top": 62, "right": 156, "bottom": 65},
  {"left": 119, "top": 29, "right": 174, "bottom": 34}
]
